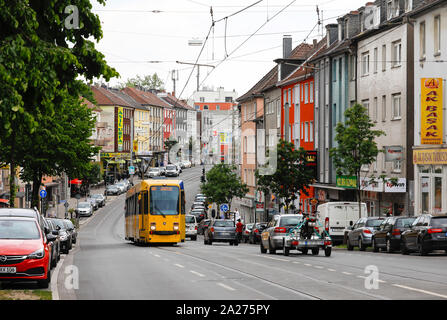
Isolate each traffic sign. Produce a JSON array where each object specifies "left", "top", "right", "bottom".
[
  {"left": 220, "top": 203, "right": 229, "bottom": 212},
  {"left": 39, "top": 190, "right": 47, "bottom": 199},
  {"left": 129, "top": 166, "right": 135, "bottom": 175}
]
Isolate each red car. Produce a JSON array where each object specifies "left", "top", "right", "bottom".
[{"left": 0, "top": 216, "right": 52, "bottom": 288}]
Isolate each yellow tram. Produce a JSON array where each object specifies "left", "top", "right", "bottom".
[{"left": 125, "top": 179, "right": 185, "bottom": 244}]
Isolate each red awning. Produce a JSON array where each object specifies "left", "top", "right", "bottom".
[
  {"left": 70, "top": 179, "right": 83, "bottom": 185},
  {"left": 0, "top": 199, "right": 9, "bottom": 204}
]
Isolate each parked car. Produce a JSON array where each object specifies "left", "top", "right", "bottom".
[
  {"left": 64, "top": 219, "right": 78, "bottom": 244},
  {"left": 91, "top": 194, "right": 106, "bottom": 207},
  {"left": 190, "top": 208, "right": 207, "bottom": 222},
  {"left": 192, "top": 201, "right": 206, "bottom": 210},
  {"left": 182, "top": 161, "right": 192, "bottom": 168},
  {"left": 185, "top": 215, "right": 198, "bottom": 241},
  {"left": 197, "top": 219, "right": 211, "bottom": 235},
  {"left": 0, "top": 216, "right": 52, "bottom": 288},
  {"left": 86, "top": 197, "right": 99, "bottom": 211},
  {"left": 347, "top": 217, "right": 385, "bottom": 251},
  {"left": 105, "top": 185, "right": 120, "bottom": 196},
  {"left": 0, "top": 208, "right": 45, "bottom": 232},
  {"left": 165, "top": 164, "right": 179, "bottom": 177},
  {"left": 76, "top": 201, "right": 93, "bottom": 217},
  {"left": 159, "top": 167, "right": 166, "bottom": 176},
  {"left": 48, "top": 218, "right": 72, "bottom": 254},
  {"left": 401, "top": 214, "right": 447, "bottom": 256},
  {"left": 260, "top": 214, "right": 303, "bottom": 254},
  {"left": 204, "top": 219, "right": 238, "bottom": 245},
  {"left": 372, "top": 216, "right": 416, "bottom": 252},
  {"left": 115, "top": 182, "right": 127, "bottom": 194},
  {"left": 249, "top": 222, "right": 268, "bottom": 244},
  {"left": 242, "top": 223, "right": 254, "bottom": 243},
  {"left": 148, "top": 167, "right": 161, "bottom": 178},
  {"left": 175, "top": 163, "right": 183, "bottom": 172},
  {"left": 44, "top": 218, "right": 60, "bottom": 269}
]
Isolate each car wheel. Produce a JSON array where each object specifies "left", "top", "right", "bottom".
[
  {"left": 192, "top": 236, "right": 197, "bottom": 241},
  {"left": 38, "top": 264, "right": 51, "bottom": 289},
  {"left": 359, "top": 238, "right": 366, "bottom": 251},
  {"left": 372, "top": 238, "right": 379, "bottom": 252},
  {"left": 347, "top": 238, "right": 354, "bottom": 251},
  {"left": 260, "top": 241, "right": 267, "bottom": 254},
  {"left": 283, "top": 239, "right": 290, "bottom": 256},
  {"left": 234, "top": 241, "right": 239, "bottom": 246},
  {"left": 401, "top": 239, "right": 410, "bottom": 255},
  {"left": 268, "top": 239, "right": 276, "bottom": 254},
  {"left": 324, "top": 247, "right": 332, "bottom": 257},
  {"left": 418, "top": 240, "right": 428, "bottom": 256},
  {"left": 301, "top": 248, "right": 308, "bottom": 255},
  {"left": 386, "top": 238, "right": 394, "bottom": 253},
  {"left": 312, "top": 247, "right": 319, "bottom": 255}
]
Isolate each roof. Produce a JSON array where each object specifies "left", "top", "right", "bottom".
[
  {"left": 111, "top": 90, "right": 147, "bottom": 111},
  {"left": 80, "top": 97, "right": 102, "bottom": 112},
  {"left": 122, "top": 87, "right": 171, "bottom": 109},
  {"left": 91, "top": 86, "right": 131, "bottom": 107},
  {"left": 158, "top": 93, "right": 195, "bottom": 110}
]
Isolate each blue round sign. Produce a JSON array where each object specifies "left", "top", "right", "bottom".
[
  {"left": 39, "top": 190, "right": 47, "bottom": 198},
  {"left": 220, "top": 204, "right": 229, "bottom": 212}
]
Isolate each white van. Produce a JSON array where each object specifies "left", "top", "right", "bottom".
[{"left": 317, "top": 202, "right": 368, "bottom": 244}]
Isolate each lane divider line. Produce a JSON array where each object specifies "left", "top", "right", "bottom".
[
  {"left": 190, "top": 270, "right": 205, "bottom": 277},
  {"left": 217, "top": 282, "right": 236, "bottom": 291},
  {"left": 392, "top": 284, "right": 447, "bottom": 299}
]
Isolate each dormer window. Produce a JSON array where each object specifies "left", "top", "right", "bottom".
[
  {"left": 405, "top": 0, "right": 412, "bottom": 12},
  {"left": 387, "top": 0, "right": 399, "bottom": 19},
  {"left": 344, "top": 19, "right": 349, "bottom": 39}
]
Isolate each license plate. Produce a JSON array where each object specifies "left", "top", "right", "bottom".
[
  {"left": 220, "top": 232, "right": 229, "bottom": 235},
  {"left": 0, "top": 267, "right": 16, "bottom": 274}
]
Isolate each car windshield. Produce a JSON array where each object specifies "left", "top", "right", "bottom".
[
  {"left": 432, "top": 217, "right": 447, "bottom": 227},
  {"left": 395, "top": 218, "right": 416, "bottom": 228},
  {"left": 166, "top": 165, "right": 176, "bottom": 170},
  {"left": 279, "top": 216, "right": 302, "bottom": 227},
  {"left": 246, "top": 224, "right": 254, "bottom": 230},
  {"left": 150, "top": 186, "right": 179, "bottom": 216},
  {"left": 78, "top": 202, "right": 90, "bottom": 208},
  {"left": 64, "top": 220, "right": 74, "bottom": 229},
  {"left": 214, "top": 221, "right": 234, "bottom": 227},
  {"left": 150, "top": 168, "right": 159, "bottom": 172},
  {"left": 366, "top": 219, "right": 384, "bottom": 227},
  {"left": 185, "top": 216, "right": 196, "bottom": 224},
  {"left": 92, "top": 194, "right": 102, "bottom": 199},
  {"left": 0, "top": 220, "right": 40, "bottom": 240}
]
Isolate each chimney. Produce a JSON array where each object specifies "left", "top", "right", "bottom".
[
  {"left": 283, "top": 35, "right": 292, "bottom": 58},
  {"left": 313, "top": 39, "right": 318, "bottom": 47}
]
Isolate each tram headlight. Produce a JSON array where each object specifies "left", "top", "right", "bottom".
[
  {"left": 150, "top": 223, "right": 156, "bottom": 231},
  {"left": 173, "top": 223, "right": 179, "bottom": 231}
]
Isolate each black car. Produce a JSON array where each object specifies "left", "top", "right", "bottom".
[
  {"left": 91, "top": 194, "right": 106, "bottom": 207},
  {"left": 204, "top": 220, "right": 238, "bottom": 246},
  {"left": 190, "top": 209, "right": 207, "bottom": 222},
  {"left": 401, "top": 214, "right": 447, "bottom": 256},
  {"left": 63, "top": 219, "right": 78, "bottom": 244},
  {"left": 45, "top": 218, "right": 61, "bottom": 268},
  {"left": 372, "top": 216, "right": 416, "bottom": 253},
  {"left": 49, "top": 218, "right": 72, "bottom": 254},
  {"left": 249, "top": 222, "right": 268, "bottom": 244}
]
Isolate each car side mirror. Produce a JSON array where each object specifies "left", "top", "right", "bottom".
[
  {"left": 44, "top": 227, "right": 50, "bottom": 234},
  {"left": 349, "top": 221, "right": 353, "bottom": 226},
  {"left": 52, "top": 230, "right": 59, "bottom": 236},
  {"left": 56, "top": 225, "right": 61, "bottom": 230},
  {"left": 47, "top": 234, "right": 56, "bottom": 241}
]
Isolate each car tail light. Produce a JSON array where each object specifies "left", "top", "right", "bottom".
[
  {"left": 292, "top": 241, "right": 298, "bottom": 246},
  {"left": 392, "top": 229, "right": 401, "bottom": 236},
  {"left": 363, "top": 229, "right": 372, "bottom": 234},
  {"left": 274, "top": 227, "right": 287, "bottom": 233},
  {"left": 245, "top": 231, "right": 250, "bottom": 234},
  {"left": 210, "top": 227, "right": 215, "bottom": 233},
  {"left": 325, "top": 217, "right": 329, "bottom": 232},
  {"left": 195, "top": 226, "right": 198, "bottom": 230},
  {"left": 254, "top": 229, "right": 259, "bottom": 233},
  {"left": 324, "top": 240, "right": 332, "bottom": 246},
  {"left": 428, "top": 228, "right": 443, "bottom": 234}
]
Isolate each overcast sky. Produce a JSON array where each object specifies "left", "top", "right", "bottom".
[{"left": 91, "top": 0, "right": 369, "bottom": 102}]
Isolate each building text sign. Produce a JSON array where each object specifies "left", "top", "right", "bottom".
[
  {"left": 336, "top": 175, "right": 357, "bottom": 189},
  {"left": 413, "top": 149, "right": 447, "bottom": 165},
  {"left": 117, "top": 107, "right": 124, "bottom": 151},
  {"left": 421, "top": 78, "right": 443, "bottom": 145}
]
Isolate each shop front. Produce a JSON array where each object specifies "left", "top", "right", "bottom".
[{"left": 414, "top": 147, "right": 447, "bottom": 215}]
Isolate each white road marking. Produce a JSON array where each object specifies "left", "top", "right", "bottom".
[
  {"left": 327, "top": 269, "right": 336, "bottom": 272},
  {"left": 304, "top": 263, "right": 312, "bottom": 267},
  {"left": 293, "top": 261, "right": 301, "bottom": 264},
  {"left": 259, "top": 256, "right": 290, "bottom": 262},
  {"left": 217, "top": 282, "right": 236, "bottom": 291},
  {"left": 190, "top": 270, "right": 205, "bottom": 277},
  {"left": 154, "top": 254, "right": 160, "bottom": 258},
  {"left": 392, "top": 284, "right": 447, "bottom": 299},
  {"left": 52, "top": 257, "right": 65, "bottom": 300},
  {"left": 342, "top": 272, "right": 352, "bottom": 275},
  {"left": 314, "top": 266, "right": 324, "bottom": 269},
  {"left": 357, "top": 275, "right": 386, "bottom": 283},
  {"left": 174, "top": 264, "right": 185, "bottom": 268}
]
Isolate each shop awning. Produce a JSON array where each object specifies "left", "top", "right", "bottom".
[
  {"left": 0, "top": 199, "right": 9, "bottom": 204},
  {"left": 107, "top": 160, "right": 126, "bottom": 164}
]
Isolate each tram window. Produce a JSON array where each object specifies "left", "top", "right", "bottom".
[{"left": 143, "top": 191, "right": 148, "bottom": 214}]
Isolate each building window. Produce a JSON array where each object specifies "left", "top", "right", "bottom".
[
  {"left": 200, "top": 97, "right": 205, "bottom": 102},
  {"left": 276, "top": 100, "right": 281, "bottom": 128},
  {"left": 392, "top": 93, "right": 401, "bottom": 119},
  {"left": 392, "top": 160, "right": 402, "bottom": 173},
  {"left": 382, "top": 44, "right": 386, "bottom": 71},
  {"left": 225, "top": 97, "right": 233, "bottom": 102},
  {"left": 295, "top": 84, "right": 300, "bottom": 105},
  {"left": 333, "top": 60, "right": 337, "bottom": 82},
  {"left": 373, "top": 47, "right": 378, "bottom": 73},
  {"left": 405, "top": 0, "right": 412, "bottom": 12},
  {"left": 392, "top": 40, "right": 402, "bottom": 67},
  {"left": 382, "top": 95, "right": 386, "bottom": 122},
  {"left": 304, "top": 83, "right": 309, "bottom": 103},
  {"left": 420, "top": 21, "right": 426, "bottom": 59},
  {"left": 309, "top": 82, "right": 314, "bottom": 103},
  {"left": 304, "top": 122, "right": 308, "bottom": 142},
  {"left": 434, "top": 15, "right": 441, "bottom": 55},
  {"left": 361, "top": 51, "right": 370, "bottom": 76},
  {"left": 362, "top": 99, "right": 370, "bottom": 118},
  {"left": 309, "top": 121, "right": 313, "bottom": 142},
  {"left": 216, "top": 105, "right": 220, "bottom": 110},
  {"left": 373, "top": 97, "right": 378, "bottom": 122}
]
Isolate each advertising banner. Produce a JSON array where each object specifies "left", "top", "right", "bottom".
[
  {"left": 421, "top": 78, "right": 443, "bottom": 144},
  {"left": 336, "top": 175, "right": 357, "bottom": 189},
  {"left": 117, "top": 107, "right": 124, "bottom": 151}
]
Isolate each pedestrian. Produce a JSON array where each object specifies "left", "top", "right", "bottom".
[
  {"left": 235, "top": 208, "right": 240, "bottom": 222},
  {"left": 236, "top": 219, "right": 243, "bottom": 243}
]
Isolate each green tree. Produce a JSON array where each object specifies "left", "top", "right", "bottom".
[
  {"left": 256, "top": 139, "right": 314, "bottom": 213},
  {"left": 330, "top": 103, "right": 385, "bottom": 218},
  {"left": 120, "top": 73, "right": 165, "bottom": 91},
  {"left": 0, "top": 0, "right": 117, "bottom": 207},
  {"left": 201, "top": 164, "right": 248, "bottom": 215}
]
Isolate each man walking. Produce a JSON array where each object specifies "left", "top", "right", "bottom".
[{"left": 236, "top": 219, "right": 243, "bottom": 243}]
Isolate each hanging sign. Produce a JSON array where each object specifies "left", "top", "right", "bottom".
[{"left": 421, "top": 78, "right": 443, "bottom": 144}]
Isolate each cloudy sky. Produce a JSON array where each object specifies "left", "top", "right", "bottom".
[{"left": 91, "top": 0, "right": 368, "bottom": 101}]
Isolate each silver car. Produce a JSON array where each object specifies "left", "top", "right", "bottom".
[
  {"left": 165, "top": 164, "right": 179, "bottom": 177},
  {"left": 148, "top": 167, "right": 161, "bottom": 178},
  {"left": 76, "top": 201, "right": 93, "bottom": 217},
  {"left": 346, "top": 217, "right": 385, "bottom": 251},
  {"left": 260, "top": 214, "right": 303, "bottom": 254},
  {"left": 185, "top": 215, "right": 198, "bottom": 240}
]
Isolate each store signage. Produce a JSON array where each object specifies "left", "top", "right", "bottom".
[
  {"left": 117, "top": 107, "right": 124, "bottom": 151},
  {"left": 360, "top": 177, "right": 382, "bottom": 192},
  {"left": 384, "top": 146, "right": 403, "bottom": 162},
  {"left": 413, "top": 149, "right": 447, "bottom": 165},
  {"left": 421, "top": 78, "right": 443, "bottom": 145},
  {"left": 336, "top": 175, "right": 357, "bottom": 189},
  {"left": 384, "top": 178, "right": 406, "bottom": 193},
  {"left": 305, "top": 150, "right": 318, "bottom": 180}
]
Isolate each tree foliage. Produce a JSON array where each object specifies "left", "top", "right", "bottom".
[
  {"left": 201, "top": 164, "right": 249, "bottom": 210},
  {"left": 120, "top": 73, "right": 165, "bottom": 91},
  {"left": 0, "top": 0, "right": 118, "bottom": 206},
  {"left": 256, "top": 139, "right": 314, "bottom": 213},
  {"left": 329, "top": 103, "right": 385, "bottom": 217}
]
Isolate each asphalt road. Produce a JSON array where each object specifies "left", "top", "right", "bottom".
[{"left": 56, "top": 166, "right": 447, "bottom": 300}]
